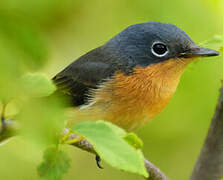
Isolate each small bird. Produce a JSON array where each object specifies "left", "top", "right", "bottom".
[{"left": 53, "top": 21, "right": 219, "bottom": 132}]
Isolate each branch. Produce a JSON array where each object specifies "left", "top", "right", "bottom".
[
  {"left": 63, "top": 128, "right": 169, "bottom": 180},
  {"left": 144, "top": 159, "right": 169, "bottom": 180},
  {"left": 190, "top": 85, "right": 223, "bottom": 180}
]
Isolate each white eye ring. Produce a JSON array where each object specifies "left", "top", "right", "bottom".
[{"left": 151, "top": 42, "right": 169, "bottom": 57}]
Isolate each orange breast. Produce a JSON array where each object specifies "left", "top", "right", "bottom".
[{"left": 78, "top": 58, "right": 193, "bottom": 131}]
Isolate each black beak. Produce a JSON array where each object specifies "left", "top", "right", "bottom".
[{"left": 179, "top": 46, "right": 220, "bottom": 58}]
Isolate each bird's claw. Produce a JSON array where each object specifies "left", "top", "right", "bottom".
[{"left": 95, "top": 155, "right": 103, "bottom": 169}]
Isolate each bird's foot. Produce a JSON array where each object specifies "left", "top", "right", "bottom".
[{"left": 95, "top": 155, "right": 103, "bottom": 169}]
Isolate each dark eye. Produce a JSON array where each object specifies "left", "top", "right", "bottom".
[{"left": 151, "top": 42, "right": 168, "bottom": 57}]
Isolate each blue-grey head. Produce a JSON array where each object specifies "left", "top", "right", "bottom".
[{"left": 104, "top": 21, "right": 219, "bottom": 67}]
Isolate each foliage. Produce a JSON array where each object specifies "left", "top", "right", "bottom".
[
  {"left": 21, "top": 73, "right": 56, "bottom": 97},
  {"left": 0, "top": 1, "right": 223, "bottom": 180},
  {"left": 72, "top": 121, "right": 148, "bottom": 177},
  {"left": 37, "top": 146, "right": 71, "bottom": 180},
  {"left": 123, "top": 133, "right": 143, "bottom": 150}
]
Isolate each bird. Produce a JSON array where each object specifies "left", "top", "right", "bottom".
[{"left": 53, "top": 21, "right": 219, "bottom": 132}]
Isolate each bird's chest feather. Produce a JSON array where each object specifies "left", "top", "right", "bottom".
[{"left": 81, "top": 58, "right": 191, "bottom": 131}]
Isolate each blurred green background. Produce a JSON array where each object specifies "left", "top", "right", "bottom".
[{"left": 0, "top": 0, "right": 223, "bottom": 180}]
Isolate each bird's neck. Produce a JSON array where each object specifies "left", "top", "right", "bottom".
[{"left": 133, "top": 58, "right": 193, "bottom": 97}]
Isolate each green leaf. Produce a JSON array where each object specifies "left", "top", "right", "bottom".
[
  {"left": 21, "top": 73, "right": 56, "bottom": 97},
  {"left": 201, "top": 35, "right": 223, "bottom": 52},
  {"left": 123, "top": 133, "right": 143, "bottom": 150},
  {"left": 72, "top": 121, "right": 148, "bottom": 177},
  {"left": 37, "top": 146, "right": 71, "bottom": 180},
  {"left": 18, "top": 97, "right": 66, "bottom": 146},
  {"left": 100, "top": 121, "right": 126, "bottom": 137}
]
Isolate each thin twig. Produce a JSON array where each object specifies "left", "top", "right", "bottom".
[
  {"left": 144, "top": 159, "right": 169, "bottom": 180},
  {"left": 62, "top": 128, "right": 96, "bottom": 154},
  {"left": 63, "top": 128, "right": 169, "bottom": 180}
]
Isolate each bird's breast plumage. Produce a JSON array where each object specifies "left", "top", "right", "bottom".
[{"left": 76, "top": 58, "right": 193, "bottom": 131}]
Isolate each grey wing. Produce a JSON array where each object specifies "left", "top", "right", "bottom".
[{"left": 52, "top": 48, "right": 116, "bottom": 106}]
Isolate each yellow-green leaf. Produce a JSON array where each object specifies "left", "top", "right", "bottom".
[
  {"left": 72, "top": 121, "right": 148, "bottom": 177},
  {"left": 21, "top": 73, "right": 56, "bottom": 97},
  {"left": 37, "top": 147, "right": 71, "bottom": 180},
  {"left": 124, "top": 133, "right": 143, "bottom": 149}
]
